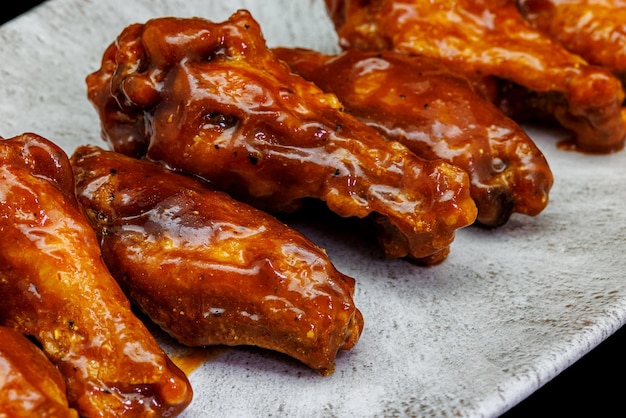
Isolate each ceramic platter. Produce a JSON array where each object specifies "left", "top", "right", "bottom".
[{"left": 1, "top": 1, "right": 625, "bottom": 417}]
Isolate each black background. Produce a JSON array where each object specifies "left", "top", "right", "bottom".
[{"left": 2, "top": 2, "right": 625, "bottom": 416}]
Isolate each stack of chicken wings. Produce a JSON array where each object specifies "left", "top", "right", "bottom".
[
  {"left": 3, "top": 2, "right": 626, "bottom": 415},
  {"left": 324, "top": 0, "right": 626, "bottom": 154},
  {"left": 86, "top": 10, "right": 478, "bottom": 264}
]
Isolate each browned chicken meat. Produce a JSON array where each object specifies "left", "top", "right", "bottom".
[
  {"left": 518, "top": 0, "right": 626, "bottom": 85},
  {"left": 85, "top": 10, "right": 478, "bottom": 264},
  {"left": 325, "top": 0, "right": 626, "bottom": 153},
  {"left": 0, "top": 133, "right": 192, "bottom": 417},
  {"left": 71, "top": 144, "right": 364, "bottom": 375},
  {"left": 0, "top": 326, "right": 79, "bottom": 418},
  {"left": 273, "top": 47, "right": 553, "bottom": 227}
]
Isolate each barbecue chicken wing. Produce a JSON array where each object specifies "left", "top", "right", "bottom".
[
  {"left": 85, "top": 10, "right": 477, "bottom": 264},
  {"left": 71, "top": 145, "right": 364, "bottom": 375},
  {"left": 0, "top": 326, "right": 79, "bottom": 418},
  {"left": 325, "top": 0, "right": 626, "bottom": 153},
  {"left": 518, "top": 0, "right": 626, "bottom": 85},
  {"left": 273, "top": 47, "right": 553, "bottom": 227},
  {"left": 0, "top": 133, "right": 192, "bottom": 417}
]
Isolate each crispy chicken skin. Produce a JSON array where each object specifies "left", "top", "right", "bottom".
[
  {"left": 518, "top": 0, "right": 626, "bottom": 84},
  {"left": 85, "top": 10, "right": 477, "bottom": 264},
  {"left": 325, "top": 0, "right": 626, "bottom": 153},
  {"left": 273, "top": 47, "right": 553, "bottom": 227},
  {"left": 0, "top": 133, "right": 192, "bottom": 417},
  {"left": 0, "top": 326, "right": 79, "bottom": 418},
  {"left": 70, "top": 145, "right": 364, "bottom": 375}
]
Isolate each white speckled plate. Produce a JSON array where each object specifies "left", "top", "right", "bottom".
[{"left": 2, "top": 1, "right": 625, "bottom": 417}]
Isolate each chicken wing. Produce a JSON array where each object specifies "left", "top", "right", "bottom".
[
  {"left": 0, "top": 133, "right": 192, "bottom": 417},
  {"left": 273, "top": 47, "right": 553, "bottom": 227},
  {"left": 325, "top": 0, "right": 626, "bottom": 153},
  {"left": 0, "top": 326, "right": 79, "bottom": 418},
  {"left": 70, "top": 145, "right": 363, "bottom": 375},
  {"left": 518, "top": 0, "right": 626, "bottom": 85},
  {"left": 85, "top": 10, "right": 477, "bottom": 264}
]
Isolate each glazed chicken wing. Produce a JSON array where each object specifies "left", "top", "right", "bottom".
[
  {"left": 0, "top": 133, "right": 192, "bottom": 417},
  {"left": 0, "top": 326, "right": 78, "bottom": 418},
  {"left": 71, "top": 145, "right": 363, "bottom": 375},
  {"left": 518, "top": 0, "right": 626, "bottom": 85},
  {"left": 325, "top": 0, "right": 626, "bottom": 153},
  {"left": 273, "top": 47, "right": 553, "bottom": 227},
  {"left": 85, "top": 10, "right": 477, "bottom": 264}
]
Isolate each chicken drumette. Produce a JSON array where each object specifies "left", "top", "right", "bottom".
[
  {"left": 0, "top": 133, "right": 192, "bottom": 418},
  {"left": 273, "top": 47, "right": 553, "bottom": 227},
  {"left": 86, "top": 10, "right": 477, "bottom": 264},
  {"left": 518, "top": 0, "right": 626, "bottom": 86},
  {"left": 325, "top": 0, "right": 626, "bottom": 153},
  {"left": 71, "top": 145, "right": 363, "bottom": 375},
  {"left": 0, "top": 326, "right": 78, "bottom": 418}
]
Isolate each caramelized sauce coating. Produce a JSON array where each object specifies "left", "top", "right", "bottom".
[
  {"left": 325, "top": 0, "right": 626, "bottom": 153},
  {"left": 0, "top": 133, "right": 192, "bottom": 417},
  {"left": 519, "top": 0, "right": 626, "bottom": 83},
  {"left": 71, "top": 145, "right": 364, "bottom": 375},
  {"left": 85, "top": 10, "right": 477, "bottom": 264},
  {"left": 0, "top": 326, "right": 79, "bottom": 418},
  {"left": 273, "top": 47, "right": 553, "bottom": 227}
]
